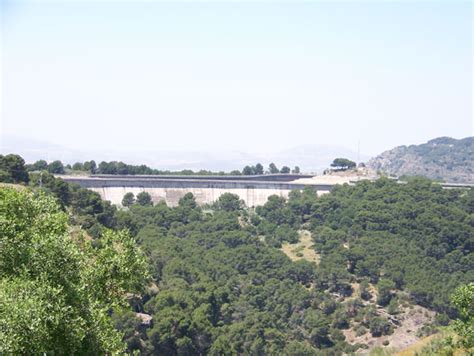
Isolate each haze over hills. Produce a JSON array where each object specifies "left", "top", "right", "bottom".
[
  {"left": 367, "top": 137, "right": 473, "bottom": 183},
  {"left": 1, "top": 135, "right": 366, "bottom": 173}
]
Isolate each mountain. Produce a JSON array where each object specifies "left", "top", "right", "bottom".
[{"left": 367, "top": 136, "right": 474, "bottom": 183}]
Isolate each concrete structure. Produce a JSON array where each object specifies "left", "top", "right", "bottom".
[
  {"left": 61, "top": 174, "right": 334, "bottom": 207},
  {"left": 59, "top": 174, "right": 470, "bottom": 207}
]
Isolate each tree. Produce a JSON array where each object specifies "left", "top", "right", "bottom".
[
  {"left": 0, "top": 187, "right": 148, "bottom": 354},
  {"left": 292, "top": 166, "right": 301, "bottom": 174},
  {"left": 330, "top": 158, "right": 356, "bottom": 171},
  {"left": 0, "top": 154, "right": 29, "bottom": 183},
  {"left": 98, "top": 161, "right": 116, "bottom": 174},
  {"left": 359, "top": 280, "right": 372, "bottom": 301},
  {"left": 72, "top": 162, "right": 84, "bottom": 171},
  {"left": 376, "top": 279, "right": 395, "bottom": 306},
  {"left": 122, "top": 192, "right": 136, "bottom": 207},
  {"left": 179, "top": 192, "right": 197, "bottom": 210},
  {"left": 369, "top": 317, "right": 392, "bottom": 337},
  {"left": 136, "top": 192, "right": 152, "bottom": 206},
  {"left": 280, "top": 166, "right": 291, "bottom": 174},
  {"left": 451, "top": 283, "right": 474, "bottom": 349},
  {"left": 32, "top": 160, "right": 48, "bottom": 171},
  {"left": 215, "top": 193, "right": 243, "bottom": 212},
  {"left": 242, "top": 166, "right": 254, "bottom": 175},
  {"left": 268, "top": 163, "right": 279, "bottom": 174},
  {"left": 47, "top": 160, "right": 65, "bottom": 174},
  {"left": 83, "top": 160, "right": 97, "bottom": 174},
  {"left": 255, "top": 163, "right": 264, "bottom": 175}
]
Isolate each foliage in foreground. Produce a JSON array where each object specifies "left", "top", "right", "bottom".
[
  {"left": 0, "top": 187, "right": 148, "bottom": 354},
  {"left": 418, "top": 283, "right": 474, "bottom": 355},
  {"left": 451, "top": 283, "right": 474, "bottom": 350}
]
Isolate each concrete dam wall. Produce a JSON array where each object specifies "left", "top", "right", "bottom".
[{"left": 61, "top": 175, "right": 333, "bottom": 207}]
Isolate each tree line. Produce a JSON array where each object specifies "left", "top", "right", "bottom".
[
  {"left": 2, "top": 154, "right": 357, "bottom": 181},
  {"left": 18, "top": 156, "right": 303, "bottom": 176}
]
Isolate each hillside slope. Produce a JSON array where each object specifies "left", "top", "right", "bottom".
[{"left": 368, "top": 137, "right": 473, "bottom": 183}]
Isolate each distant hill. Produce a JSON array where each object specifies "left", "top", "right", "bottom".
[
  {"left": 1, "top": 135, "right": 367, "bottom": 173},
  {"left": 368, "top": 136, "right": 474, "bottom": 183}
]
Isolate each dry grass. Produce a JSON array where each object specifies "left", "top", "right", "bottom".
[
  {"left": 280, "top": 230, "right": 320, "bottom": 265},
  {"left": 395, "top": 334, "right": 440, "bottom": 356}
]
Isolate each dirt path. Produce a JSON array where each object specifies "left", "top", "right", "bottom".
[
  {"left": 280, "top": 230, "right": 320, "bottom": 265},
  {"left": 396, "top": 333, "right": 440, "bottom": 356}
]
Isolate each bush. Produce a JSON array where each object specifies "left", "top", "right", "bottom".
[{"left": 369, "top": 317, "right": 393, "bottom": 337}]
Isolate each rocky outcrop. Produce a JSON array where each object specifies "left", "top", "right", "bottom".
[{"left": 367, "top": 137, "right": 473, "bottom": 183}]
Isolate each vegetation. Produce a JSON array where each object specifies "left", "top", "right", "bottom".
[
  {"left": 269, "top": 162, "right": 279, "bottom": 173},
  {"left": 0, "top": 154, "right": 29, "bottom": 183},
  {"left": 47, "top": 160, "right": 65, "bottom": 174},
  {"left": 108, "top": 178, "right": 472, "bottom": 354},
  {"left": 136, "top": 191, "right": 153, "bottom": 206},
  {"left": 418, "top": 283, "right": 474, "bottom": 355},
  {"left": 122, "top": 192, "right": 136, "bottom": 207},
  {"left": 0, "top": 187, "right": 148, "bottom": 354},
  {"left": 112, "top": 194, "right": 359, "bottom": 354},
  {"left": 451, "top": 283, "right": 474, "bottom": 350},
  {"left": 330, "top": 158, "right": 356, "bottom": 171},
  {"left": 25, "top": 158, "right": 303, "bottom": 176},
  {"left": 1, "top": 152, "right": 472, "bottom": 354},
  {"left": 307, "top": 178, "right": 473, "bottom": 315},
  {"left": 27, "top": 171, "right": 119, "bottom": 237}
]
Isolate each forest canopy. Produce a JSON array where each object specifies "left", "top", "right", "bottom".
[{"left": 0, "top": 153, "right": 472, "bottom": 354}]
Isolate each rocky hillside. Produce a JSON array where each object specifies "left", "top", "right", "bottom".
[{"left": 368, "top": 136, "right": 473, "bottom": 183}]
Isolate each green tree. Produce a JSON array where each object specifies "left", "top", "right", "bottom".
[
  {"left": 32, "top": 159, "right": 48, "bottom": 171},
  {"left": 179, "top": 192, "right": 197, "bottom": 209},
  {"left": 292, "top": 166, "right": 301, "bottom": 174},
  {"left": 451, "top": 283, "right": 474, "bottom": 349},
  {"left": 0, "top": 154, "right": 29, "bottom": 183},
  {"left": 369, "top": 317, "right": 392, "bottom": 337},
  {"left": 72, "top": 162, "right": 84, "bottom": 171},
  {"left": 330, "top": 158, "right": 356, "bottom": 171},
  {"left": 136, "top": 191, "right": 152, "bottom": 206},
  {"left": 376, "top": 279, "right": 395, "bottom": 306},
  {"left": 255, "top": 163, "right": 264, "bottom": 175},
  {"left": 0, "top": 187, "right": 148, "bottom": 354},
  {"left": 122, "top": 192, "right": 136, "bottom": 207},
  {"left": 268, "top": 163, "right": 279, "bottom": 174},
  {"left": 215, "top": 193, "right": 244, "bottom": 212},
  {"left": 359, "top": 280, "right": 372, "bottom": 301},
  {"left": 48, "top": 160, "right": 65, "bottom": 174},
  {"left": 83, "top": 160, "right": 97, "bottom": 174},
  {"left": 280, "top": 166, "right": 291, "bottom": 174},
  {"left": 242, "top": 165, "right": 255, "bottom": 175}
]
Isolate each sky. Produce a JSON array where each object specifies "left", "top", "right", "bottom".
[{"left": 1, "top": 0, "right": 472, "bottom": 158}]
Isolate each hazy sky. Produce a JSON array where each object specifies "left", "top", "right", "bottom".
[{"left": 1, "top": 0, "right": 472, "bottom": 156}]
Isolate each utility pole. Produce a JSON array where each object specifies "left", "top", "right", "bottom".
[{"left": 357, "top": 140, "right": 360, "bottom": 163}]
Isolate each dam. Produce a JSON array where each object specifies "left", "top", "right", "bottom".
[
  {"left": 59, "top": 174, "right": 470, "bottom": 207},
  {"left": 60, "top": 174, "right": 335, "bottom": 207}
]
